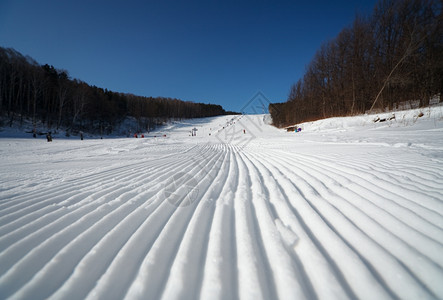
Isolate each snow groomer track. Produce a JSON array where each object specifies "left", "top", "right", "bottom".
[{"left": 1, "top": 111, "right": 443, "bottom": 300}]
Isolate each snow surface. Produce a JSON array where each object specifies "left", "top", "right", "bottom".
[{"left": 1, "top": 108, "right": 443, "bottom": 300}]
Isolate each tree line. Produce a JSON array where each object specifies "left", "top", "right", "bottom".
[
  {"left": 0, "top": 46, "right": 236, "bottom": 134},
  {"left": 270, "top": 0, "right": 442, "bottom": 128}
]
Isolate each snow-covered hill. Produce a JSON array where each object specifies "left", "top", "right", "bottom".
[{"left": 1, "top": 108, "right": 443, "bottom": 299}]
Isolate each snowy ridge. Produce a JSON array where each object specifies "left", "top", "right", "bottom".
[{"left": 0, "top": 111, "right": 443, "bottom": 299}]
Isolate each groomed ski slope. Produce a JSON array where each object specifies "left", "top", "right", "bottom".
[{"left": 1, "top": 109, "right": 443, "bottom": 300}]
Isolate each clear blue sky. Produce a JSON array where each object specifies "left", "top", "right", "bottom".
[{"left": 0, "top": 0, "right": 377, "bottom": 113}]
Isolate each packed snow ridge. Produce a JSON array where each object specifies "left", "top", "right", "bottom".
[{"left": 1, "top": 107, "right": 443, "bottom": 300}]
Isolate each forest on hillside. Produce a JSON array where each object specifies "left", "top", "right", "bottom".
[
  {"left": 0, "top": 47, "right": 236, "bottom": 134},
  {"left": 270, "top": 0, "right": 443, "bottom": 128}
]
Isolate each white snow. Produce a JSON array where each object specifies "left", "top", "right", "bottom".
[{"left": 1, "top": 107, "right": 443, "bottom": 300}]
